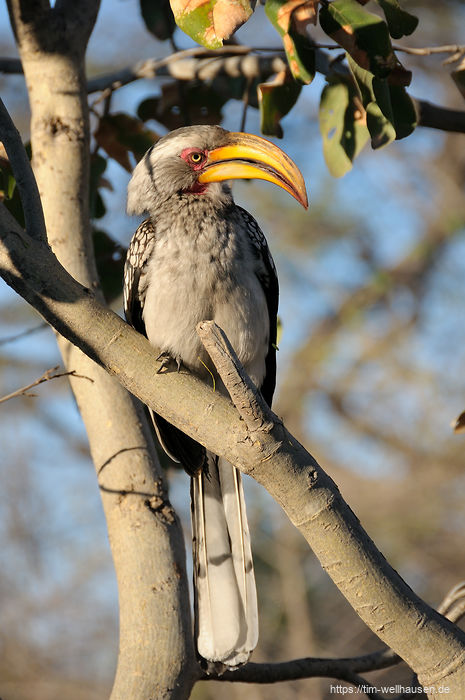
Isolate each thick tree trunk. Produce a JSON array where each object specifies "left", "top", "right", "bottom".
[{"left": 6, "top": 1, "right": 196, "bottom": 697}]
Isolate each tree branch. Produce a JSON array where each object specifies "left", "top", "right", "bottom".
[
  {"left": 87, "top": 47, "right": 465, "bottom": 135},
  {"left": 414, "top": 99, "right": 465, "bottom": 133},
  {"left": 202, "top": 647, "right": 400, "bottom": 684},
  {"left": 2, "top": 45, "right": 465, "bottom": 134},
  {"left": 0, "top": 57, "right": 23, "bottom": 73},
  {"left": 199, "top": 578, "right": 465, "bottom": 687},
  {"left": 2, "top": 199, "right": 465, "bottom": 697},
  {"left": 392, "top": 43, "right": 465, "bottom": 57}
]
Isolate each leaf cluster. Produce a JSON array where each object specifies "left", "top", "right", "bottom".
[{"left": 162, "top": 0, "right": 425, "bottom": 175}]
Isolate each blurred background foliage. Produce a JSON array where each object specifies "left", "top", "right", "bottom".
[{"left": 1, "top": 0, "right": 465, "bottom": 698}]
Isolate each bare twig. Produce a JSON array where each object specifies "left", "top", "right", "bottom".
[
  {"left": 89, "top": 49, "right": 287, "bottom": 107},
  {"left": 438, "top": 581, "right": 465, "bottom": 618},
  {"left": 447, "top": 600, "right": 465, "bottom": 626},
  {"left": 0, "top": 321, "right": 48, "bottom": 345},
  {"left": 0, "top": 365, "right": 93, "bottom": 403},
  {"left": 393, "top": 43, "right": 465, "bottom": 57},
  {"left": 2, "top": 42, "right": 463, "bottom": 82},
  {"left": 201, "top": 647, "right": 400, "bottom": 684}
]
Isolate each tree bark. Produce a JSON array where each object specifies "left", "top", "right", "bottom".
[{"left": 5, "top": 2, "right": 196, "bottom": 698}]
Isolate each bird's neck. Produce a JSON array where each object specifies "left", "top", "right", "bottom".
[{"left": 149, "top": 182, "right": 234, "bottom": 223}]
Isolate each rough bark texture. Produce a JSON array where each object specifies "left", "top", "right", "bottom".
[
  {"left": 5, "top": 2, "right": 196, "bottom": 698},
  {"left": 1, "top": 209, "right": 465, "bottom": 697}
]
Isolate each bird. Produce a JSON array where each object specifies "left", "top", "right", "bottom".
[{"left": 123, "top": 125, "right": 307, "bottom": 672}]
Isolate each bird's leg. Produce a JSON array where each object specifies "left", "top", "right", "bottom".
[{"left": 156, "top": 351, "right": 182, "bottom": 373}]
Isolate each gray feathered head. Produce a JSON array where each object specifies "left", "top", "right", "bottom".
[{"left": 127, "top": 125, "right": 308, "bottom": 215}]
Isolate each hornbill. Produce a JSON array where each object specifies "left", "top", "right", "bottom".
[{"left": 123, "top": 125, "right": 307, "bottom": 671}]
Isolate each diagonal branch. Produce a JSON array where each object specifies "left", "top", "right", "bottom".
[
  {"left": 2, "top": 91, "right": 465, "bottom": 697},
  {"left": 1, "top": 198, "right": 465, "bottom": 696}
]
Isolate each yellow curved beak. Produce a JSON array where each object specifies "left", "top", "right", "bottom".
[{"left": 197, "top": 132, "right": 308, "bottom": 209}]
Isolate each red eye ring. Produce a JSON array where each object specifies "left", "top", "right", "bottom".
[{"left": 180, "top": 148, "right": 207, "bottom": 170}]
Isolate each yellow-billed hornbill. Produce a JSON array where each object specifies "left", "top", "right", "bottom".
[{"left": 123, "top": 125, "right": 307, "bottom": 672}]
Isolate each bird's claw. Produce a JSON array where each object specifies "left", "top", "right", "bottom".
[{"left": 156, "top": 351, "right": 182, "bottom": 373}]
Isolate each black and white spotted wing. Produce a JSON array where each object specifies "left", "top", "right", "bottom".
[
  {"left": 123, "top": 217, "right": 206, "bottom": 475},
  {"left": 237, "top": 206, "right": 279, "bottom": 408},
  {"left": 123, "top": 218, "right": 156, "bottom": 336}
]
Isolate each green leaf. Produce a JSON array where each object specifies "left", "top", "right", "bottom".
[
  {"left": 170, "top": 0, "right": 253, "bottom": 49},
  {"left": 265, "top": 0, "right": 317, "bottom": 84},
  {"left": 348, "top": 55, "right": 415, "bottom": 148},
  {"left": 258, "top": 70, "right": 302, "bottom": 137},
  {"left": 374, "top": 0, "right": 418, "bottom": 39},
  {"left": 319, "top": 79, "right": 369, "bottom": 177},
  {"left": 6, "top": 173, "right": 16, "bottom": 199},
  {"left": 0, "top": 155, "right": 24, "bottom": 226},
  {"left": 319, "top": 0, "right": 410, "bottom": 84},
  {"left": 349, "top": 56, "right": 395, "bottom": 147},
  {"left": 140, "top": 0, "right": 176, "bottom": 40},
  {"left": 388, "top": 84, "right": 417, "bottom": 138}
]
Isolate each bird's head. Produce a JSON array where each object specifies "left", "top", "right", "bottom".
[{"left": 127, "top": 125, "right": 308, "bottom": 215}]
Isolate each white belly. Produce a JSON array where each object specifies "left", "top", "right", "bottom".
[{"left": 143, "top": 231, "right": 269, "bottom": 388}]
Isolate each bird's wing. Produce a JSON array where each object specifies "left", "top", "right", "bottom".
[
  {"left": 123, "top": 218, "right": 156, "bottom": 335},
  {"left": 124, "top": 218, "right": 206, "bottom": 475},
  {"left": 236, "top": 206, "right": 279, "bottom": 408}
]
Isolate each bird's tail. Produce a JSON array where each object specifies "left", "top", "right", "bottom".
[{"left": 191, "top": 453, "right": 258, "bottom": 672}]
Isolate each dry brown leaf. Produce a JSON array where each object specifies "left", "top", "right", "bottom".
[{"left": 277, "top": 0, "right": 318, "bottom": 33}]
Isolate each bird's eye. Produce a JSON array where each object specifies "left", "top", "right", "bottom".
[
  {"left": 190, "top": 152, "right": 204, "bottom": 163},
  {"left": 180, "top": 148, "right": 207, "bottom": 168}
]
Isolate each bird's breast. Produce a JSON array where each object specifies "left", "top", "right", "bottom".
[{"left": 142, "top": 217, "right": 269, "bottom": 387}]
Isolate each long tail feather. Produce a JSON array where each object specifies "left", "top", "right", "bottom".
[{"left": 191, "top": 453, "right": 258, "bottom": 672}]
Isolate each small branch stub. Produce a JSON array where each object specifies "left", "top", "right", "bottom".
[{"left": 197, "top": 320, "right": 275, "bottom": 434}]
